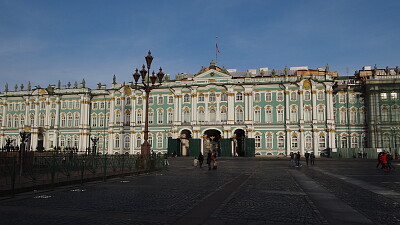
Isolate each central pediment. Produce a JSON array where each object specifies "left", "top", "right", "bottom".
[{"left": 193, "top": 60, "right": 232, "bottom": 81}]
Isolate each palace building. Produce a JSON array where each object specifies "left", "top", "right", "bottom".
[{"left": 0, "top": 61, "right": 399, "bottom": 157}]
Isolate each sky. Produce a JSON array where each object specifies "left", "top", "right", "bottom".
[{"left": 0, "top": 0, "right": 399, "bottom": 91}]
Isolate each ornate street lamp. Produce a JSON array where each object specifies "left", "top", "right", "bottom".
[
  {"left": 133, "top": 51, "right": 165, "bottom": 155},
  {"left": 91, "top": 133, "right": 99, "bottom": 155}
]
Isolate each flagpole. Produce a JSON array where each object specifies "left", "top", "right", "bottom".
[{"left": 215, "top": 36, "right": 218, "bottom": 65}]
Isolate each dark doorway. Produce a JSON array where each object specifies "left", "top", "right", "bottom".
[
  {"left": 180, "top": 129, "right": 192, "bottom": 156},
  {"left": 234, "top": 129, "right": 246, "bottom": 157},
  {"left": 203, "top": 129, "right": 222, "bottom": 156},
  {"left": 37, "top": 132, "right": 44, "bottom": 152}
]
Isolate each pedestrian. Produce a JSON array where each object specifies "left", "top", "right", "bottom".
[
  {"left": 386, "top": 152, "right": 395, "bottom": 171},
  {"left": 290, "top": 152, "right": 295, "bottom": 167},
  {"left": 207, "top": 150, "right": 212, "bottom": 170},
  {"left": 198, "top": 152, "right": 204, "bottom": 168},
  {"left": 305, "top": 151, "right": 310, "bottom": 166},
  {"left": 376, "top": 152, "right": 383, "bottom": 168},
  {"left": 310, "top": 152, "right": 315, "bottom": 165},
  {"left": 193, "top": 157, "right": 199, "bottom": 167},
  {"left": 213, "top": 159, "right": 218, "bottom": 170},
  {"left": 296, "top": 151, "right": 301, "bottom": 167},
  {"left": 380, "top": 151, "right": 388, "bottom": 171},
  {"left": 164, "top": 153, "right": 169, "bottom": 166}
]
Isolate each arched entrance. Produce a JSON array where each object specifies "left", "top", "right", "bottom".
[
  {"left": 180, "top": 129, "right": 192, "bottom": 156},
  {"left": 233, "top": 129, "right": 246, "bottom": 157},
  {"left": 203, "top": 129, "right": 222, "bottom": 156}
]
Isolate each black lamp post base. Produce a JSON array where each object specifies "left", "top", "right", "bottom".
[{"left": 141, "top": 142, "right": 151, "bottom": 155}]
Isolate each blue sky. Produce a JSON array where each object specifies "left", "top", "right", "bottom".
[{"left": 1, "top": 0, "right": 399, "bottom": 90}]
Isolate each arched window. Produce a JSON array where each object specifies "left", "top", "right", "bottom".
[
  {"left": 236, "top": 92, "right": 243, "bottom": 101},
  {"left": 184, "top": 94, "right": 190, "bottom": 103},
  {"left": 183, "top": 108, "right": 191, "bottom": 123},
  {"left": 221, "top": 92, "right": 228, "bottom": 101},
  {"left": 304, "top": 91, "right": 311, "bottom": 101},
  {"left": 148, "top": 110, "right": 154, "bottom": 124},
  {"left": 221, "top": 107, "right": 227, "bottom": 122},
  {"left": 157, "top": 135, "right": 163, "bottom": 148},
  {"left": 351, "top": 135, "right": 358, "bottom": 148},
  {"left": 74, "top": 136, "right": 79, "bottom": 148},
  {"left": 158, "top": 110, "right": 163, "bottom": 124},
  {"left": 278, "top": 135, "right": 285, "bottom": 148},
  {"left": 381, "top": 105, "right": 389, "bottom": 122},
  {"left": 20, "top": 115, "right": 25, "bottom": 127},
  {"left": 149, "top": 135, "right": 153, "bottom": 147},
  {"left": 137, "top": 110, "right": 142, "bottom": 124},
  {"left": 167, "top": 109, "right": 173, "bottom": 124},
  {"left": 277, "top": 107, "right": 284, "bottom": 123},
  {"left": 13, "top": 115, "right": 19, "bottom": 127},
  {"left": 350, "top": 108, "right": 357, "bottom": 124},
  {"left": 290, "top": 106, "right": 298, "bottom": 122},
  {"left": 198, "top": 108, "right": 205, "bottom": 122},
  {"left": 317, "top": 106, "right": 325, "bottom": 122},
  {"left": 126, "top": 97, "right": 131, "bottom": 105},
  {"left": 198, "top": 93, "right": 205, "bottom": 102},
  {"left": 254, "top": 93, "right": 260, "bottom": 102},
  {"left": 92, "top": 114, "right": 97, "bottom": 127},
  {"left": 383, "top": 134, "right": 390, "bottom": 148},
  {"left": 235, "top": 107, "right": 244, "bottom": 122},
  {"left": 136, "top": 136, "right": 142, "bottom": 148},
  {"left": 255, "top": 134, "right": 261, "bottom": 148},
  {"left": 39, "top": 114, "right": 45, "bottom": 126},
  {"left": 99, "top": 114, "right": 104, "bottom": 127},
  {"left": 291, "top": 135, "right": 298, "bottom": 148},
  {"left": 305, "top": 135, "right": 312, "bottom": 149},
  {"left": 341, "top": 136, "right": 348, "bottom": 148},
  {"left": 265, "top": 106, "right": 273, "bottom": 123},
  {"left": 265, "top": 92, "right": 272, "bottom": 102},
  {"left": 254, "top": 107, "right": 261, "bottom": 123},
  {"left": 115, "top": 111, "right": 121, "bottom": 123},
  {"left": 209, "top": 93, "right": 216, "bottom": 102},
  {"left": 319, "top": 134, "right": 325, "bottom": 148},
  {"left": 317, "top": 91, "right": 324, "bottom": 101},
  {"left": 210, "top": 108, "right": 216, "bottom": 122},
  {"left": 124, "top": 135, "right": 130, "bottom": 149},
  {"left": 266, "top": 134, "right": 273, "bottom": 149},
  {"left": 168, "top": 96, "right": 173, "bottom": 104},
  {"left": 61, "top": 114, "right": 66, "bottom": 127},
  {"left": 290, "top": 92, "right": 297, "bottom": 101},
  {"left": 115, "top": 135, "right": 120, "bottom": 148},
  {"left": 304, "top": 106, "right": 312, "bottom": 122},
  {"left": 125, "top": 111, "right": 131, "bottom": 125},
  {"left": 67, "top": 113, "right": 73, "bottom": 127},
  {"left": 340, "top": 108, "right": 347, "bottom": 124}
]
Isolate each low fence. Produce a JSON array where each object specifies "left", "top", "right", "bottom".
[
  {"left": 330, "top": 148, "right": 399, "bottom": 159},
  {"left": 0, "top": 153, "right": 166, "bottom": 196}
]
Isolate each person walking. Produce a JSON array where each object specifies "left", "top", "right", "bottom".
[
  {"left": 207, "top": 150, "right": 212, "bottom": 170},
  {"left": 310, "top": 152, "right": 315, "bottom": 165},
  {"left": 376, "top": 152, "right": 383, "bottom": 168},
  {"left": 305, "top": 151, "right": 310, "bottom": 166},
  {"left": 296, "top": 151, "right": 301, "bottom": 167},
  {"left": 198, "top": 152, "right": 204, "bottom": 168},
  {"left": 290, "top": 152, "right": 295, "bottom": 167}
]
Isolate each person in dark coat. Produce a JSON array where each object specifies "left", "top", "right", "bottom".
[
  {"left": 310, "top": 152, "right": 315, "bottom": 165},
  {"left": 305, "top": 151, "right": 310, "bottom": 166},
  {"left": 198, "top": 152, "right": 204, "bottom": 168},
  {"left": 207, "top": 151, "right": 212, "bottom": 170}
]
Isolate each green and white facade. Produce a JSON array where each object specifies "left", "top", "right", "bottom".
[{"left": 1, "top": 62, "right": 399, "bottom": 156}]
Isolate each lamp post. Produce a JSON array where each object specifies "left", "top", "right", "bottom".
[
  {"left": 91, "top": 133, "right": 99, "bottom": 155},
  {"left": 132, "top": 51, "right": 165, "bottom": 155},
  {"left": 19, "top": 129, "right": 31, "bottom": 175}
]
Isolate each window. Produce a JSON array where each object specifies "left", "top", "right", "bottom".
[
  {"left": 317, "top": 91, "right": 324, "bottom": 101},
  {"left": 21, "top": 103, "right": 26, "bottom": 110},
  {"left": 124, "top": 136, "right": 130, "bottom": 149},
  {"left": 351, "top": 136, "right": 358, "bottom": 148},
  {"left": 277, "top": 92, "right": 284, "bottom": 101},
  {"left": 360, "top": 108, "right": 366, "bottom": 123},
  {"left": 290, "top": 106, "right": 298, "bottom": 122},
  {"left": 183, "top": 108, "right": 190, "bottom": 123},
  {"left": 341, "top": 136, "right": 348, "bottom": 148},
  {"left": 92, "top": 115, "right": 97, "bottom": 127},
  {"left": 14, "top": 116, "right": 19, "bottom": 127},
  {"left": 158, "top": 110, "right": 163, "bottom": 124},
  {"left": 198, "top": 93, "right": 205, "bottom": 102},
  {"left": 210, "top": 108, "right": 216, "bottom": 122},
  {"left": 266, "top": 134, "right": 273, "bottom": 149},
  {"left": 68, "top": 101, "right": 73, "bottom": 109},
  {"left": 137, "top": 111, "right": 142, "bottom": 124},
  {"left": 148, "top": 96, "right": 154, "bottom": 105},
  {"left": 137, "top": 97, "right": 143, "bottom": 105},
  {"left": 168, "top": 110, "right": 173, "bottom": 124},
  {"left": 254, "top": 93, "right": 260, "bottom": 102},
  {"left": 277, "top": 107, "right": 284, "bottom": 123},
  {"left": 340, "top": 109, "right": 347, "bottom": 124},
  {"left": 221, "top": 107, "right": 227, "bottom": 122},
  {"left": 106, "top": 113, "right": 110, "bottom": 126},
  {"left": 75, "top": 101, "right": 80, "bottom": 109},
  {"left": 125, "top": 112, "right": 131, "bottom": 125},
  {"left": 15, "top": 103, "right": 19, "bottom": 111},
  {"left": 136, "top": 136, "right": 142, "bottom": 148},
  {"left": 93, "top": 102, "right": 98, "bottom": 109},
  {"left": 306, "top": 135, "right": 312, "bottom": 149},
  {"left": 39, "top": 114, "right": 45, "bottom": 126},
  {"left": 99, "top": 114, "right": 104, "bottom": 127},
  {"left": 381, "top": 105, "right": 389, "bottom": 122},
  {"left": 278, "top": 135, "right": 284, "bottom": 148},
  {"left": 304, "top": 91, "right": 311, "bottom": 101},
  {"left": 235, "top": 107, "right": 244, "bottom": 122},
  {"left": 338, "top": 94, "right": 346, "bottom": 104},
  {"left": 148, "top": 111, "right": 153, "bottom": 124},
  {"left": 184, "top": 94, "right": 190, "bottom": 103},
  {"left": 157, "top": 135, "right": 163, "bottom": 148},
  {"left": 126, "top": 97, "right": 131, "bottom": 105},
  {"left": 254, "top": 108, "right": 261, "bottom": 123},
  {"left": 317, "top": 106, "right": 325, "bottom": 122},
  {"left": 61, "top": 114, "right": 66, "bottom": 127},
  {"left": 265, "top": 92, "right": 272, "bottom": 102},
  {"left": 392, "top": 105, "right": 399, "bottom": 122},
  {"left": 158, "top": 96, "right": 163, "bottom": 105},
  {"left": 290, "top": 92, "right": 297, "bottom": 101},
  {"left": 350, "top": 108, "right": 357, "bottom": 124},
  {"left": 391, "top": 92, "right": 398, "bottom": 100},
  {"left": 209, "top": 93, "right": 216, "bottom": 102},
  {"left": 319, "top": 135, "right": 325, "bottom": 148},
  {"left": 349, "top": 93, "right": 356, "bottom": 103},
  {"left": 100, "top": 102, "right": 105, "bottom": 109},
  {"left": 115, "top": 135, "right": 120, "bottom": 148},
  {"left": 236, "top": 92, "right": 243, "bottom": 101},
  {"left": 304, "top": 106, "right": 312, "bottom": 123},
  {"left": 116, "top": 98, "right": 121, "bottom": 105},
  {"left": 221, "top": 93, "right": 227, "bottom": 101},
  {"left": 255, "top": 134, "right": 261, "bottom": 148},
  {"left": 149, "top": 135, "right": 153, "bottom": 147},
  {"left": 381, "top": 93, "right": 387, "bottom": 100},
  {"left": 31, "top": 102, "right": 36, "bottom": 110},
  {"left": 51, "top": 102, "right": 56, "bottom": 109},
  {"left": 265, "top": 107, "right": 272, "bottom": 123},
  {"left": 291, "top": 135, "right": 298, "bottom": 148},
  {"left": 40, "top": 101, "right": 45, "bottom": 109},
  {"left": 168, "top": 96, "right": 174, "bottom": 104},
  {"left": 115, "top": 111, "right": 121, "bottom": 123},
  {"left": 7, "top": 116, "right": 12, "bottom": 127},
  {"left": 198, "top": 108, "right": 205, "bottom": 122}
]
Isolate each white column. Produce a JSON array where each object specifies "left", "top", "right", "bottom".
[
  {"left": 286, "top": 130, "right": 291, "bottom": 155},
  {"left": 299, "top": 89, "right": 304, "bottom": 122},
  {"left": 312, "top": 89, "right": 317, "bottom": 122},
  {"left": 173, "top": 94, "right": 179, "bottom": 125},
  {"left": 227, "top": 89, "right": 234, "bottom": 124},
  {"left": 300, "top": 129, "right": 305, "bottom": 156},
  {"left": 313, "top": 129, "right": 318, "bottom": 155},
  {"left": 285, "top": 89, "right": 290, "bottom": 123},
  {"left": 121, "top": 93, "right": 126, "bottom": 125},
  {"left": 204, "top": 92, "right": 209, "bottom": 122},
  {"left": 216, "top": 93, "right": 221, "bottom": 122},
  {"left": 191, "top": 89, "right": 197, "bottom": 124},
  {"left": 244, "top": 92, "right": 249, "bottom": 122},
  {"left": 55, "top": 97, "right": 60, "bottom": 128}
]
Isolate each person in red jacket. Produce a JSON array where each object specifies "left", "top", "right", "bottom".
[{"left": 380, "top": 152, "right": 388, "bottom": 171}]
